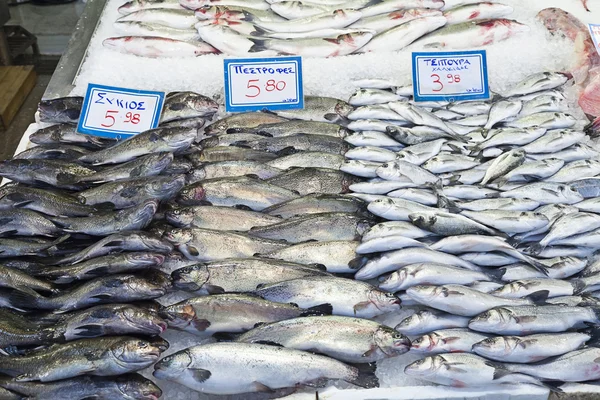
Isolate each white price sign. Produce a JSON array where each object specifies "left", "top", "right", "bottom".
[
  {"left": 412, "top": 50, "right": 490, "bottom": 102},
  {"left": 224, "top": 56, "right": 304, "bottom": 112},
  {"left": 589, "top": 24, "right": 600, "bottom": 55},
  {"left": 78, "top": 84, "right": 165, "bottom": 139}
]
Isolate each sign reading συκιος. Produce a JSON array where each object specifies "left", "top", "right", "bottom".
[
  {"left": 589, "top": 24, "right": 600, "bottom": 55},
  {"left": 411, "top": 50, "right": 490, "bottom": 102},
  {"left": 77, "top": 84, "right": 165, "bottom": 139},
  {"left": 223, "top": 56, "right": 304, "bottom": 113}
]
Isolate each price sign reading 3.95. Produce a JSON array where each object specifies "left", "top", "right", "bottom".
[
  {"left": 78, "top": 84, "right": 165, "bottom": 139},
  {"left": 224, "top": 56, "right": 304, "bottom": 113},
  {"left": 412, "top": 50, "right": 490, "bottom": 102}
]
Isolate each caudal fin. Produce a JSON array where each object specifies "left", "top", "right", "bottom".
[
  {"left": 349, "top": 362, "right": 379, "bottom": 389},
  {"left": 301, "top": 303, "right": 333, "bottom": 317}
]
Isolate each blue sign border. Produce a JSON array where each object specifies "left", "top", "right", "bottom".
[
  {"left": 77, "top": 83, "right": 165, "bottom": 140},
  {"left": 411, "top": 50, "right": 490, "bottom": 102},
  {"left": 223, "top": 56, "right": 304, "bottom": 113},
  {"left": 589, "top": 24, "right": 600, "bottom": 53}
]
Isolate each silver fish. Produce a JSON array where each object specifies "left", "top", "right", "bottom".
[
  {"left": 368, "top": 197, "right": 435, "bottom": 221},
  {"left": 165, "top": 205, "right": 281, "bottom": 231},
  {"left": 348, "top": 88, "right": 405, "bottom": 106},
  {"left": 546, "top": 160, "right": 600, "bottom": 183},
  {"left": 395, "top": 309, "right": 470, "bottom": 336},
  {"left": 262, "top": 194, "right": 367, "bottom": 219},
  {"left": 505, "top": 112, "right": 577, "bottom": 130},
  {"left": 444, "top": 2, "right": 513, "bottom": 25},
  {"left": 362, "top": 221, "right": 436, "bottom": 241},
  {"left": 504, "top": 72, "right": 569, "bottom": 97},
  {"left": 458, "top": 198, "right": 540, "bottom": 211},
  {"left": 459, "top": 210, "right": 548, "bottom": 234},
  {"left": 491, "top": 278, "right": 581, "bottom": 299},
  {"left": 379, "top": 263, "right": 492, "bottom": 292},
  {"left": 411, "top": 328, "right": 492, "bottom": 354},
  {"left": 266, "top": 152, "right": 344, "bottom": 170},
  {"left": 488, "top": 182, "right": 583, "bottom": 204}
]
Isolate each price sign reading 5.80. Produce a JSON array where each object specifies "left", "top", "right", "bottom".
[
  {"left": 412, "top": 50, "right": 490, "bottom": 102},
  {"left": 78, "top": 84, "right": 165, "bottom": 139},
  {"left": 224, "top": 56, "right": 304, "bottom": 113}
]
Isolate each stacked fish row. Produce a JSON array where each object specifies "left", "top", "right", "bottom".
[
  {"left": 343, "top": 72, "right": 600, "bottom": 389},
  {"left": 0, "top": 93, "right": 418, "bottom": 398},
  {"left": 105, "top": 0, "right": 529, "bottom": 58}
]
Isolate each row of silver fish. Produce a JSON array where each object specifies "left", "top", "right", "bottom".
[
  {"left": 343, "top": 71, "right": 600, "bottom": 391},
  {"left": 103, "top": 0, "right": 528, "bottom": 58}
]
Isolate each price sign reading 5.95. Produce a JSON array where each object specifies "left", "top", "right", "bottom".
[
  {"left": 224, "top": 56, "right": 304, "bottom": 113},
  {"left": 78, "top": 84, "right": 165, "bottom": 139},
  {"left": 412, "top": 50, "right": 490, "bottom": 102}
]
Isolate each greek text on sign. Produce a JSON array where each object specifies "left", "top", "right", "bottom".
[
  {"left": 412, "top": 50, "right": 490, "bottom": 102},
  {"left": 78, "top": 84, "right": 165, "bottom": 139},
  {"left": 223, "top": 56, "right": 304, "bottom": 113},
  {"left": 589, "top": 24, "right": 600, "bottom": 55}
]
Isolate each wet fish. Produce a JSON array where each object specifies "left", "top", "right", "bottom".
[
  {"left": 358, "top": 16, "right": 447, "bottom": 53},
  {"left": 233, "top": 133, "right": 349, "bottom": 154},
  {"left": 546, "top": 160, "right": 600, "bottom": 183},
  {"left": 247, "top": 120, "right": 350, "bottom": 138},
  {"left": 487, "top": 182, "right": 583, "bottom": 204},
  {"left": 491, "top": 279, "right": 581, "bottom": 299},
  {"left": 345, "top": 130, "right": 404, "bottom": 148},
  {"left": 117, "top": 9, "right": 198, "bottom": 29},
  {"left": 114, "top": 20, "right": 200, "bottom": 41},
  {"left": 444, "top": 2, "right": 513, "bottom": 25},
  {"left": 368, "top": 197, "right": 435, "bottom": 221},
  {"left": 411, "top": 328, "right": 491, "bottom": 354},
  {"left": 252, "top": 9, "right": 362, "bottom": 33},
  {"left": 356, "top": 234, "right": 427, "bottom": 254},
  {"left": 171, "top": 258, "right": 329, "bottom": 294},
  {"left": 103, "top": 36, "right": 218, "bottom": 57},
  {"left": 495, "top": 159, "right": 565, "bottom": 186},
  {"left": 504, "top": 72, "right": 569, "bottom": 97},
  {"left": 270, "top": 96, "right": 353, "bottom": 124},
  {"left": 204, "top": 112, "right": 287, "bottom": 135},
  {"left": 409, "top": 211, "right": 502, "bottom": 236},
  {"left": 395, "top": 309, "right": 470, "bottom": 336},
  {"left": 0, "top": 187, "right": 100, "bottom": 217},
  {"left": 0, "top": 159, "right": 96, "bottom": 190},
  {"left": 531, "top": 212, "right": 600, "bottom": 254},
  {"left": 349, "top": 88, "right": 405, "bottom": 106},
  {"left": 29, "top": 124, "right": 115, "bottom": 149},
  {"left": 153, "top": 342, "right": 378, "bottom": 394},
  {"left": 14, "top": 145, "right": 90, "bottom": 161},
  {"left": 458, "top": 198, "right": 540, "bottom": 212},
  {"left": 266, "top": 152, "right": 344, "bottom": 170},
  {"left": 162, "top": 294, "right": 331, "bottom": 335},
  {"left": 237, "top": 316, "right": 410, "bottom": 363},
  {"left": 261, "top": 240, "right": 367, "bottom": 273},
  {"left": 38, "top": 97, "right": 83, "bottom": 124},
  {"left": 0, "top": 209, "right": 60, "bottom": 237},
  {"left": 266, "top": 168, "right": 358, "bottom": 195},
  {"left": 377, "top": 160, "right": 439, "bottom": 185},
  {"left": 166, "top": 205, "right": 281, "bottom": 231},
  {"left": 119, "top": 0, "right": 180, "bottom": 14},
  {"left": 360, "top": 0, "right": 444, "bottom": 18},
  {"left": 520, "top": 94, "right": 567, "bottom": 116},
  {"left": 79, "top": 127, "right": 196, "bottom": 165},
  {"left": 77, "top": 153, "right": 174, "bottom": 184},
  {"left": 528, "top": 143, "right": 600, "bottom": 163},
  {"left": 459, "top": 210, "right": 548, "bottom": 234},
  {"left": 161, "top": 92, "right": 218, "bottom": 123},
  {"left": 262, "top": 194, "right": 367, "bottom": 218},
  {"left": 164, "top": 227, "right": 287, "bottom": 261},
  {"left": 254, "top": 276, "right": 400, "bottom": 318},
  {"left": 177, "top": 176, "right": 299, "bottom": 210},
  {"left": 192, "top": 147, "right": 278, "bottom": 163},
  {"left": 472, "top": 332, "right": 591, "bottom": 363},
  {"left": 0, "top": 236, "right": 69, "bottom": 258},
  {"left": 350, "top": 8, "right": 444, "bottom": 34},
  {"left": 182, "top": 0, "right": 270, "bottom": 10},
  {"left": 362, "top": 221, "right": 436, "bottom": 241}
]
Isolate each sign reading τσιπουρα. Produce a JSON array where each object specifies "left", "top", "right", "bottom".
[
  {"left": 411, "top": 50, "right": 490, "bottom": 103},
  {"left": 223, "top": 56, "right": 304, "bottom": 113},
  {"left": 77, "top": 84, "right": 165, "bottom": 139}
]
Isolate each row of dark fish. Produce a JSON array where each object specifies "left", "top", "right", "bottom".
[{"left": 343, "top": 71, "right": 600, "bottom": 391}]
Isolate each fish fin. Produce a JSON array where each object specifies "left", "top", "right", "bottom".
[
  {"left": 102, "top": 239, "right": 125, "bottom": 247},
  {"left": 514, "top": 315, "right": 537, "bottom": 324},
  {"left": 525, "top": 290, "right": 549, "bottom": 305},
  {"left": 8, "top": 290, "right": 42, "bottom": 309},
  {"left": 525, "top": 257, "right": 550, "bottom": 276},
  {"left": 254, "top": 340, "right": 284, "bottom": 347},
  {"left": 307, "top": 263, "right": 328, "bottom": 271},
  {"left": 0, "top": 217, "right": 14, "bottom": 225},
  {"left": 348, "top": 257, "right": 366, "bottom": 270},
  {"left": 90, "top": 294, "right": 113, "bottom": 301},
  {"left": 250, "top": 25, "right": 271, "bottom": 37},
  {"left": 190, "top": 368, "right": 211, "bottom": 383},
  {"left": 254, "top": 322, "right": 267, "bottom": 328},
  {"left": 275, "top": 147, "right": 299, "bottom": 157},
  {"left": 73, "top": 324, "right": 105, "bottom": 338},
  {"left": 205, "top": 284, "right": 225, "bottom": 295},
  {"left": 4, "top": 193, "right": 34, "bottom": 207},
  {"left": 324, "top": 113, "right": 340, "bottom": 122},
  {"left": 253, "top": 382, "right": 276, "bottom": 393},
  {"left": 484, "top": 192, "right": 501, "bottom": 198},
  {"left": 15, "top": 374, "right": 35, "bottom": 382},
  {"left": 192, "top": 318, "right": 211, "bottom": 331},
  {"left": 571, "top": 278, "right": 586, "bottom": 294},
  {"left": 14, "top": 285, "right": 42, "bottom": 297},
  {"left": 234, "top": 204, "right": 254, "bottom": 211},
  {"left": 442, "top": 336, "right": 461, "bottom": 344},
  {"left": 348, "top": 362, "right": 379, "bottom": 389},
  {"left": 119, "top": 187, "right": 140, "bottom": 198},
  {"left": 526, "top": 243, "right": 544, "bottom": 256},
  {"left": 353, "top": 301, "right": 372, "bottom": 314},
  {"left": 301, "top": 303, "right": 333, "bottom": 317},
  {"left": 363, "top": 0, "right": 383, "bottom": 6},
  {"left": 55, "top": 172, "right": 78, "bottom": 185},
  {"left": 212, "top": 332, "right": 240, "bottom": 342},
  {"left": 492, "top": 368, "right": 512, "bottom": 380},
  {"left": 248, "top": 38, "right": 268, "bottom": 53},
  {"left": 85, "top": 266, "right": 110, "bottom": 278},
  {"left": 447, "top": 143, "right": 465, "bottom": 153},
  {"left": 362, "top": 346, "right": 378, "bottom": 358},
  {"left": 540, "top": 381, "right": 564, "bottom": 393}
]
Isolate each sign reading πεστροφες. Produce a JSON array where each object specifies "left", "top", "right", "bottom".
[
  {"left": 412, "top": 50, "right": 490, "bottom": 103},
  {"left": 77, "top": 83, "right": 165, "bottom": 139},
  {"left": 223, "top": 56, "right": 304, "bottom": 113}
]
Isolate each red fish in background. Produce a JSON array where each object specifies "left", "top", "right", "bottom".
[{"left": 538, "top": 7, "right": 600, "bottom": 129}]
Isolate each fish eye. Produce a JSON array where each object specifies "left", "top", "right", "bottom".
[
  {"left": 558, "top": 185, "right": 565, "bottom": 190},
  {"left": 385, "top": 292, "right": 397, "bottom": 298},
  {"left": 393, "top": 332, "right": 404, "bottom": 339},
  {"left": 138, "top": 341, "right": 148, "bottom": 348}
]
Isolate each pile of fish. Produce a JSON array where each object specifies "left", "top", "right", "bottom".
[
  {"left": 105, "top": 0, "right": 529, "bottom": 58},
  {"left": 343, "top": 71, "right": 600, "bottom": 389},
  {"left": 0, "top": 90, "right": 426, "bottom": 398}
]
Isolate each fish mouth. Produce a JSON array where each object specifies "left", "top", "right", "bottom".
[{"left": 157, "top": 321, "right": 168, "bottom": 332}]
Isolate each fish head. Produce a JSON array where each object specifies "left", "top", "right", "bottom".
[
  {"left": 186, "top": 167, "right": 207, "bottom": 184},
  {"left": 163, "top": 228, "right": 194, "bottom": 246},
  {"left": 116, "top": 374, "right": 162, "bottom": 400},
  {"left": 379, "top": 269, "right": 406, "bottom": 291},
  {"left": 410, "top": 333, "right": 435, "bottom": 352},
  {"left": 349, "top": 89, "right": 368, "bottom": 105},
  {"left": 134, "top": 232, "right": 174, "bottom": 253},
  {"left": 165, "top": 207, "right": 196, "bottom": 228},
  {"left": 38, "top": 97, "right": 82, "bottom": 123},
  {"left": 149, "top": 175, "right": 186, "bottom": 197},
  {"left": 0, "top": 159, "right": 28, "bottom": 179},
  {"left": 126, "top": 252, "right": 166, "bottom": 267},
  {"left": 117, "top": 1, "right": 139, "bottom": 14},
  {"left": 188, "top": 94, "right": 219, "bottom": 116},
  {"left": 375, "top": 326, "right": 411, "bottom": 356},
  {"left": 471, "top": 336, "right": 511, "bottom": 356},
  {"left": 112, "top": 338, "right": 162, "bottom": 364},
  {"left": 406, "top": 285, "right": 443, "bottom": 303},
  {"left": 160, "top": 303, "right": 197, "bottom": 330},
  {"left": 124, "top": 273, "right": 169, "bottom": 297},
  {"left": 143, "top": 269, "right": 173, "bottom": 291},
  {"left": 409, "top": 213, "right": 436, "bottom": 231},
  {"left": 335, "top": 100, "right": 354, "bottom": 118},
  {"left": 172, "top": 264, "right": 210, "bottom": 292},
  {"left": 468, "top": 307, "right": 512, "bottom": 331},
  {"left": 130, "top": 200, "right": 158, "bottom": 225},
  {"left": 119, "top": 304, "right": 167, "bottom": 334},
  {"left": 559, "top": 184, "right": 584, "bottom": 203},
  {"left": 404, "top": 355, "right": 441, "bottom": 377},
  {"left": 146, "top": 152, "right": 175, "bottom": 173},
  {"left": 153, "top": 350, "right": 200, "bottom": 382},
  {"left": 177, "top": 183, "right": 206, "bottom": 205},
  {"left": 369, "top": 289, "right": 401, "bottom": 312},
  {"left": 163, "top": 127, "right": 196, "bottom": 152}
]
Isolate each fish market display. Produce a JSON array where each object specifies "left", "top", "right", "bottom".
[
  {"left": 104, "top": 0, "right": 528, "bottom": 57},
  {"left": 344, "top": 70, "right": 600, "bottom": 391}
]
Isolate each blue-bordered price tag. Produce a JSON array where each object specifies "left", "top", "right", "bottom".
[
  {"left": 223, "top": 56, "right": 304, "bottom": 113},
  {"left": 78, "top": 84, "right": 165, "bottom": 139},
  {"left": 589, "top": 24, "right": 600, "bottom": 55},
  {"left": 412, "top": 50, "right": 490, "bottom": 102}
]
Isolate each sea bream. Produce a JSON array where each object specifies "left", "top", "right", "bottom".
[
  {"left": 443, "top": 3, "right": 513, "bottom": 25},
  {"left": 359, "top": 0, "right": 444, "bottom": 18}
]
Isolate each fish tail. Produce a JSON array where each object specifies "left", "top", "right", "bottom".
[
  {"left": 300, "top": 303, "right": 333, "bottom": 317},
  {"left": 585, "top": 116, "right": 600, "bottom": 138},
  {"left": 250, "top": 25, "right": 271, "bottom": 37},
  {"left": 248, "top": 38, "right": 268, "bottom": 53},
  {"left": 526, "top": 243, "right": 544, "bottom": 256},
  {"left": 524, "top": 255, "right": 550, "bottom": 276},
  {"left": 348, "top": 362, "right": 379, "bottom": 389},
  {"left": 8, "top": 290, "right": 45, "bottom": 311},
  {"left": 571, "top": 278, "right": 586, "bottom": 295}
]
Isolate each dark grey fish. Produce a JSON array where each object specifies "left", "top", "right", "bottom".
[
  {"left": 0, "top": 308, "right": 55, "bottom": 348},
  {"left": 247, "top": 120, "right": 350, "bottom": 138},
  {"left": 33, "top": 252, "right": 165, "bottom": 284},
  {"left": 78, "top": 176, "right": 185, "bottom": 209},
  {"left": 270, "top": 96, "right": 353, "bottom": 124},
  {"left": 162, "top": 157, "right": 192, "bottom": 175},
  {"left": 199, "top": 133, "right": 270, "bottom": 148},
  {"left": 266, "top": 168, "right": 360, "bottom": 195},
  {"left": 0, "top": 374, "right": 161, "bottom": 400},
  {"left": 186, "top": 161, "right": 282, "bottom": 182},
  {"left": 261, "top": 194, "right": 367, "bottom": 218},
  {"left": 14, "top": 145, "right": 90, "bottom": 161},
  {"left": 203, "top": 112, "right": 288, "bottom": 135},
  {"left": 0, "top": 209, "right": 61, "bottom": 237},
  {"left": 0, "top": 187, "right": 100, "bottom": 217},
  {"left": 0, "top": 336, "right": 163, "bottom": 381},
  {"left": 235, "top": 133, "right": 350, "bottom": 155},
  {"left": 0, "top": 264, "right": 57, "bottom": 294},
  {"left": 160, "top": 116, "right": 208, "bottom": 141},
  {"left": 248, "top": 212, "right": 372, "bottom": 243},
  {"left": 0, "top": 159, "right": 96, "bottom": 190},
  {"left": 160, "top": 91, "right": 218, "bottom": 123},
  {"left": 49, "top": 200, "right": 157, "bottom": 236},
  {"left": 0, "top": 236, "right": 69, "bottom": 258},
  {"left": 57, "top": 231, "right": 173, "bottom": 265},
  {"left": 189, "top": 147, "right": 278, "bottom": 164},
  {"left": 38, "top": 97, "right": 83, "bottom": 124},
  {"left": 165, "top": 206, "right": 281, "bottom": 231},
  {"left": 29, "top": 124, "right": 116, "bottom": 149},
  {"left": 8, "top": 271, "right": 171, "bottom": 312},
  {"left": 78, "top": 127, "right": 196, "bottom": 165},
  {"left": 77, "top": 153, "right": 174, "bottom": 184},
  {"left": 171, "top": 257, "right": 329, "bottom": 294}
]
